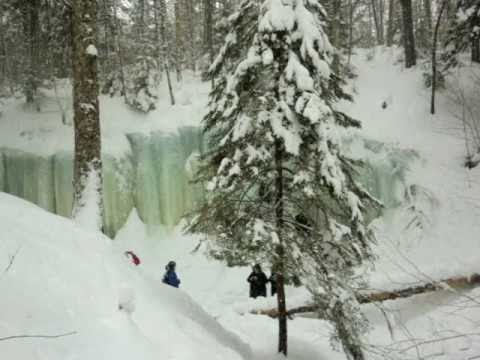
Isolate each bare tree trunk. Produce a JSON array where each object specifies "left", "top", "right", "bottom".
[
  {"left": 274, "top": 140, "right": 287, "bottom": 356},
  {"left": 137, "top": 0, "right": 145, "bottom": 39},
  {"left": 112, "top": 0, "right": 127, "bottom": 100},
  {"left": 424, "top": 0, "right": 432, "bottom": 34},
  {"left": 386, "top": 0, "right": 396, "bottom": 46},
  {"left": 174, "top": 0, "right": 183, "bottom": 82},
  {"left": 445, "top": 0, "right": 456, "bottom": 23},
  {"left": 276, "top": 270, "right": 287, "bottom": 355},
  {"left": 400, "top": 0, "right": 416, "bottom": 67},
  {"left": 472, "top": 38, "right": 480, "bottom": 63},
  {"left": 71, "top": 0, "right": 103, "bottom": 230},
  {"left": 347, "top": 0, "right": 355, "bottom": 64},
  {"left": 101, "top": 0, "right": 111, "bottom": 76},
  {"left": 23, "top": 0, "right": 40, "bottom": 104},
  {"left": 379, "top": 0, "right": 385, "bottom": 41},
  {"left": 371, "top": 0, "right": 385, "bottom": 44},
  {"left": 330, "top": 0, "right": 342, "bottom": 71},
  {"left": 0, "top": 16, "right": 7, "bottom": 86},
  {"left": 203, "top": 0, "right": 214, "bottom": 86},
  {"left": 155, "top": 0, "right": 175, "bottom": 105},
  {"left": 367, "top": 2, "right": 375, "bottom": 46},
  {"left": 431, "top": 0, "right": 447, "bottom": 114},
  {"left": 185, "top": 0, "right": 196, "bottom": 71}
]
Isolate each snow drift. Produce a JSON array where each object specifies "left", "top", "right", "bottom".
[{"left": 0, "top": 192, "right": 251, "bottom": 360}]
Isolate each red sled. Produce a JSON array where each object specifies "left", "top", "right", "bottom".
[{"left": 125, "top": 251, "right": 141, "bottom": 266}]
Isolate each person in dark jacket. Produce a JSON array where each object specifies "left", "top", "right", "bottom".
[
  {"left": 247, "top": 264, "right": 268, "bottom": 298},
  {"left": 163, "top": 261, "right": 181, "bottom": 288}
]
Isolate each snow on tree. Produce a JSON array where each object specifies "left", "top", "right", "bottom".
[
  {"left": 125, "top": 53, "right": 159, "bottom": 112},
  {"left": 445, "top": 0, "right": 480, "bottom": 65},
  {"left": 189, "top": 0, "right": 380, "bottom": 358}
]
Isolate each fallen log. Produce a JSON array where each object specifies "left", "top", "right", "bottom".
[{"left": 251, "top": 273, "right": 480, "bottom": 318}]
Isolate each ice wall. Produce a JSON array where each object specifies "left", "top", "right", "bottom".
[
  {"left": 0, "top": 128, "right": 416, "bottom": 238},
  {"left": 0, "top": 127, "right": 205, "bottom": 238},
  {"left": 2, "top": 149, "right": 56, "bottom": 213},
  {"left": 50, "top": 152, "right": 135, "bottom": 238},
  {"left": 352, "top": 140, "right": 419, "bottom": 208},
  {"left": 128, "top": 127, "right": 205, "bottom": 229}
]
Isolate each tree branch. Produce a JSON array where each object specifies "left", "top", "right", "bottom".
[
  {"left": 3, "top": 246, "right": 22, "bottom": 274},
  {"left": 0, "top": 331, "right": 76, "bottom": 342}
]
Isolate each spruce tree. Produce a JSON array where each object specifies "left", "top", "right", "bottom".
[
  {"left": 189, "top": 0, "right": 379, "bottom": 358},
  {"left": 445, "top": 0, "right": 480, "bottom": 66}
]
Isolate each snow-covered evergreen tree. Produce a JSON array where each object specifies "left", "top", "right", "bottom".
[
  {"left": 445, "top": 0, "right": 480, "bottom": 66},
  {"left": 125, "top": 52, "right": 159, "bottom": 112},
  {"left": 189, "top": 0, "right": 379, "bottom": 358}
]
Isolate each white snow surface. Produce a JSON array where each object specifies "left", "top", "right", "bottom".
[
  {"left": 85, "top": 45, "right": 98, "bottom": 57},
  {"left": 0, "top": 193, "right": 251, "bottom": 360},
  {"left": 341, "top": 47, "right": 480, "bottom": 288},
  {"left": 115, "top": 211, "right": 480, "bottom": 360}
]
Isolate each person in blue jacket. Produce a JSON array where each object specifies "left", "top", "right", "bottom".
[{"left": 163, "top": 260, "right": 181, "bottom": 288}]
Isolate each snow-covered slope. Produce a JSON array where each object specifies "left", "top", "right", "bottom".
[
  {"left": 114, "top": 212, "right": 480, "bottom": 360},
  {"left": 342, "top": 47, "right": 480, "bottom": 288},
  {"left": 111, "top": 47, "right": 480, "bottom": 360},
  {"left": 0, "top": 192, "right": 251, "bottom": 360}
]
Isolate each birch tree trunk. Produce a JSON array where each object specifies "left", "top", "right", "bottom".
[{"left": 71, "top": 0, "right": 104, "bottom": 230}]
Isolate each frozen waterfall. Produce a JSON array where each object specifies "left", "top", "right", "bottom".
[
  {"left": 0, "top": 128, "right": 417, "bottom": 238},
  {"left": 0, "top": 127, "right": 204, "bottom": 238}
]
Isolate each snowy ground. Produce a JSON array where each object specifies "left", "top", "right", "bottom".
[
  {"left": 2, "top": 47, "right": 480, "bottom": 359},
  {"left": 0, "top": 193, "right": 252, "bottom": 360}
]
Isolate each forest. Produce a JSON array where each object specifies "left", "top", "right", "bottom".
[{"left": 1, "top": 0, "right": 480, "bottom": 360}]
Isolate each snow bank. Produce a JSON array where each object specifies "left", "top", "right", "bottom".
[
  {"left": 340, "top": 47, "right": 480, "bottom": 287},
  {"left": 115, "top": 205, "right": 480, "bottom": 360},
  {"left": 0, "top": 193, "right": 251, "bottom": 360}
]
